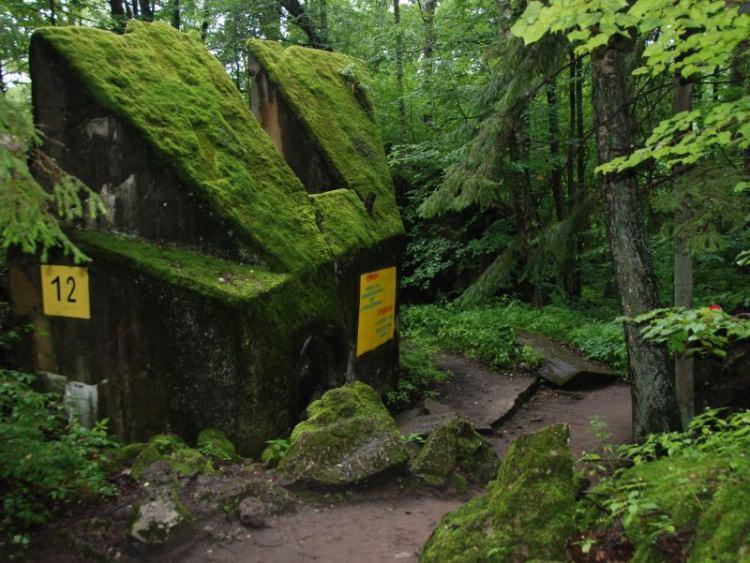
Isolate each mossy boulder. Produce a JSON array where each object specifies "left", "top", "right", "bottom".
[
  {"left": 410, "top": 418, "right": 499, "bottom": 487},
  {"left": 128, "top": 491, "right": 194, "bottom": 549},
  {"left": 421, "top": 424, "right": 576, "bottom": 562},
  {"left": 277, "top": 382, "right": 409, "bottom": 489},
  {"left": 131, "top": 433, "right": 214, "bottom": 482},
  {"left": 197, "top": 428, "right": 237, "bottom": 461}
]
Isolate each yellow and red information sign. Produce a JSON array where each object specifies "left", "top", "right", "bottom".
[
  {"left": 356, "top": 266, "right": 396, "bottom": 357},
  {"left": 40, "top": 265, "right": 91, "bottom": 319}
]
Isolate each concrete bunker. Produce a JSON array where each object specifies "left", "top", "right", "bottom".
[{"left": 10, "top": 22, "right": 404, "bottom": 454}]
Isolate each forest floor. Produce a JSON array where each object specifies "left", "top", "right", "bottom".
[{"left": 25, "top": 351, "right": 632, "bottom": 563}]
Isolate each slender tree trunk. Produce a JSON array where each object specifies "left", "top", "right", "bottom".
[
  {"left": 109, "top": 0, "right": 127, "bottom": 31},
  {"left": 124, "top": 0, "right": 133, "bottom": 19},
  {"left": 171, "top": 0, "right": 181, "bottom": 29},
  {"left": 394, "top": 0, "right": 407, "bottom": 140},
  {"left": 0, "top": 61, "right": 6, "bottom": 93},
  {"left": 566, "top": 51, "right": 576, "bottom": 203},
  {"left": 200, "top": 1, "right": 210, "bottom": 42},
  {"left": 563, "top": 50, "right": 581, "bottom": 298},
  {"left": 281, "top": 0, "right": 330, "bottom": 49},
  {"left": 547, "top": 83, "right": 564, "bottom": 222},
  {"left": 674, "top": 33, "right": 696, "bottom": 427},
  {"left": 132, "top": 0, "right": 139, "bottom": 18},
  {"left": 591, "top": 35, "right": 681, "bottom": 438},
  {"left": 319, "top": 0, "right": 329, "bottom": 47},
  {"left": 139, "top": 0, "right": 153, "bottom": 20},
  {"left": 49, "top": 0, "right": 57, "bottom": 24},
  {"left": 575, "top": 56, "right": 585, "bottom": 196},
  {"left": 421, "top": 0, "right": 437, "bottom": 124}
]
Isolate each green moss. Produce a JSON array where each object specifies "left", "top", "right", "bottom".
[
  {"left": 690, "top": 472, "right": 750, "bottom": 562},
  {"left": 247, "top": 39, "right": 404, "bottom": 253},
  {"left": 75, "top": 230, "right": 288, "bottom": 305},
  {"left": 421, "top": 424, "right": 576, "bottom": 562},
  {"left": 278, "top": 382, "right": 409, "bottom": 488},
  {"left": 131, "top": 433, "right": 214, "bottom": 480},
  {"left": 410, "top": 418, "right": 499, "bottom": 488},
  {"left": 197, "top": 428, "right": 238, "bottom": 461},
  {"left": 34, "top": 22, "right": 330, "bottom": 272},
  {"left": 310, "top": 190, "right": 384, "bottom": 256}
]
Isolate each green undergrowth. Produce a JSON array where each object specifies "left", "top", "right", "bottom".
[
  {"left": 76, "top": 230, "right": 289, "bottom": 305},
  {"left": 0, "top": 369, "right": 120, "bottom": 548},
  {"left": 384, "top": 335, "right": 450, "bottom": 411},
  {"left": 576, "top": 409, "right": 750, "bottom": 561},
  {"left": 34, "top": 22, "right": 329, "bottom": 272},
  {"left": 402, "top": 300, "right": 626, "bottom": 373}
]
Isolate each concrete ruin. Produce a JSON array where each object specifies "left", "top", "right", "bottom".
[{"left": 10, "top": 22, "right": 404, "bottom": 454}]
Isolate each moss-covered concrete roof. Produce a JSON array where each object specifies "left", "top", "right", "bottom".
[
  {"left": 76, "top": 231, "right": 288, "bottom": 305},
  {"left": 33, "top": 22, "right": 330, "bottom": 272},
  {"left": 246, "top": 40, "right": 404, "bottom": 250}
]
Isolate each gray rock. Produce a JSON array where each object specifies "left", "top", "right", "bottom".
[
  {"left": 128, "top": 492, "right": 194, "bottom": 548},
  {"left": 238, "top": 497, "right": 267, "bottom": 528}
]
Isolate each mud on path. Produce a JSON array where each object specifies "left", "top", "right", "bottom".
[
  {"left": 179, "top": 353, "right": 632, "bottom": 563},
  {"left": 24, "top": 351, "right": 632, "bottom": 563}
]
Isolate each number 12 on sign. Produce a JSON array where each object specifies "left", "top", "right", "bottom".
[{"left": 40, "top": 265, "right": 91, "bottom": 319}]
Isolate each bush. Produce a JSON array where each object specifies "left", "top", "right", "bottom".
[
  {"left": 384, "top": 335, "right": 450, "bottom": 411},
  {"left": 0, "top": 369, "right": 119, "bottom": 546}
]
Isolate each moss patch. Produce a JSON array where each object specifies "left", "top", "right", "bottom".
[
  {"left": 278, "top": 382, "right": 409, "bottom": 488},
  {"left": 421, "top": 424, "right": 576, "bottom": 562},
  {"left": 33, "top": 22, "right": 330, "bottom": 272},
  {"left": 197, "top": 428, "right": 238, "bottom": 462},
  {"left": 75, "top": 230, "right": 288, "bottom": 305},
  {"left": 247, "top": 39, "right": 404, "bottom": 252},
  {"left": 131, "top": 433, "right": 214, "bottom": 481},
  {"left": 410, "top": 418, "right": 499, "bottom": 488}
]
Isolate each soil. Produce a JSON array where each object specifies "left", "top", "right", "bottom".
[{"left": 21, "top": 351, "right": 633, "bottom": 563}]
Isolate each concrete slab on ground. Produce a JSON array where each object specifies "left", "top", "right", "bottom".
[
  {"left": 516, "top": 330, "right": 616, "bottom": 387},
  {"left": 431, "top": 353, "right": 539, "bottom": 432}
]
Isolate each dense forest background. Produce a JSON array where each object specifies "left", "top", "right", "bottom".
[{"left": 3, "top": 0, "right": 749, "bottom": 306}]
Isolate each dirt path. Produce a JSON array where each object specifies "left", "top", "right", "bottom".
[{"left": 181, "top": 354, "right": 632, "bottom": 563}]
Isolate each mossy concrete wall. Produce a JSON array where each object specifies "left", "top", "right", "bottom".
[{"left": 11, "top": 22, "right": 404, "bottom": 454}]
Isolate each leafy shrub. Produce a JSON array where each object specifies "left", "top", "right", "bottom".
[
  {"left": 635, "top": 306, "right": 750, "bottom": 357},
  {"left": 261, "top": 438, "right": 291, "bottom": 467},
  {"left": 384, "top": 335, "right": 450, "bottom": 411},
  {"left": 0, "top": 369, "right": 119, "bottom": 545}
]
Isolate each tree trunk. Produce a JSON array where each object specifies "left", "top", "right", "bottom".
[
  {"left": 547, "top": 83, "right": 564, "bottom": 222},
  {"left": 281, "top": 0, "right": 330, "bottom": 49},
  {"left": 171, "top": 0, "right": 181, "bottom": 29},
  {"left": 562, "top": 51, "right": 581, "bottom": 298},
  {"left": 566, "top": 51, "right": 576, "bottom": 204},
  {"left": 394, "top": 0, "right": 407, "bottom": 139},
  {"left": 200, "top": 1, "right": 210, "bottom": 42},
  {"left": 139, "top": 0, "right": 153, "bottom": 20},
  {"left": 575, "top": 55, "right": 585, "bottom": 196},
  {"left": 591, "top": 35, "right": 681, "bottom": 438},
  {"left": 49, "top": 0, "right": 57, "bottom": 24},
  {"left": 0, "top": 61, "right": 6, "bottom": 93},
  {"left": 674, "top": 33, "right": 696, "bottom": 427},
  {"left": 109, "top": 0, "right": 127, "bottom": 31},
  {"left": 421, "top": 0, "right": 437, "bottom": 124}
]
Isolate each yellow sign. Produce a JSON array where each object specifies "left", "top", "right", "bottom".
[
  {"left": 40, "top": 265, "right": 90, "bottom": 319},
  {"left": 356, "top": 266, "right": 396, "bottom": 357}
]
